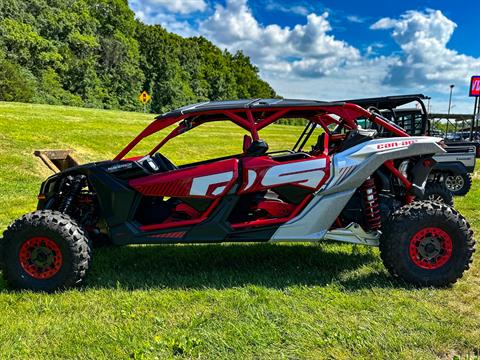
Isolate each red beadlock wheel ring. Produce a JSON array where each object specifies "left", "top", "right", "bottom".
[
  {"left": 409, "top": 227, "right": 453, "bottom": 270},
  {"left": 19, "top": 237, "right": 63, "bottom": 279}
]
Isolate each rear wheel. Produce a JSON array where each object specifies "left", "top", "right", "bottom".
[
  {"left": 445, "top": 173, "right": 472, "bottom": 196},
  {"left": 1, "top": 210, "right": 92, "bottom": 292},
  {"left": 380, "top": 201, "right": 474, "bottom": 287},
  {"left": 420, "top": 182, "right": 453, "bottom": 206}
]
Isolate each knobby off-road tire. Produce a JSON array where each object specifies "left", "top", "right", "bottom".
[
  {"left": 380, "top": 201, "right": 475, "bottom": 287},
  {"left": 445, "top": 173, "right": 472, "bottom": 196},
  {"left": 1, "top": 210, "right": 92, "bottom": 292},
  {"left": 420, "top": 182, "right": 454, "bottom": 206}
]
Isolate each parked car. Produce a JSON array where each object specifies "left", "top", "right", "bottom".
[{"left": 345, "top": 94, "right": 476, "bottom": 197}]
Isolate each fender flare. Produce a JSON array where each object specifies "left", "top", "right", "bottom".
[{"left": 432, "top": 161, "right": 468, "bottom": 175}]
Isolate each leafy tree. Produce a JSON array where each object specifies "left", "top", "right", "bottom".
[
  {"left": 227, "top": 51, "right": 276, "bottom": 99},
  {"left": 36, "top": 68, "right": 83, "bottom": 106},
  {"left": 0, "top": 59, "right": 36, "bottom": 102},
  {"left": 0, "top": 0, "right": 276, "bottom": 112}
]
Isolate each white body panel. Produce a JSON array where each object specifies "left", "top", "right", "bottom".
[{"left": 270, "top": 136, "right": 445, "bottom": 243}]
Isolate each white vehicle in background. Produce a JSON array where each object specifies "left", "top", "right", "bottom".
[{"left": 346, "top": 94, "right": 477, "bottom": 198}]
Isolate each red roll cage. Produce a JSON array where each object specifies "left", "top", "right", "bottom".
[{"left": 115, "top": 102, "right": 408, "bottom": 161}]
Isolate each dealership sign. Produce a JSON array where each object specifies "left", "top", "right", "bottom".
[{"left": 470, "top": 76, "right": 480, "bottom": 97}]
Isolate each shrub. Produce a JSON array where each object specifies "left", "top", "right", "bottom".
[{"left": 0, "top": 59, "right": 35, "bottom": 102}]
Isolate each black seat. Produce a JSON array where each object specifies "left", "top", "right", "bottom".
[
  {"left": 271, "top": 152, "right": 310, "bottom": 162},
  {"left": 246, "top": 140, "right": 269, "bottom": 156},
  {"left": 339, "top": 128, "right": 377, "bottom": 152},
  {"left": 313, "top": 133, "right": 325, "bottom": 153}
]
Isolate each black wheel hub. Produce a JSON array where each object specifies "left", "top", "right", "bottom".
[
  {"left": 30, "top": 247, "right": 55, "bottom": 268},
  {"left": 417, "top": 237, "right": 442, "bottom": 260}
]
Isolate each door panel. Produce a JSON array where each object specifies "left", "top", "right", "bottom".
[
  {"left": 130, "top": 158, "right": 239, "bottom": 199},
  {"left": 239, "top": 155, "right": 330, "bottom": 194}
]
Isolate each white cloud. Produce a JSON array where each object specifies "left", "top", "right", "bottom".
[
  {"left": 263, "top": 56, "right": 397, "bottom": 101},
  {"left": 198, "top": 4, "right": 477, "bottom": 111},
  {"left": 346, "top": 15, "right": 366, "bottom": 24},
  {"left": 197, "top": 0, "right": 397, "bottom": 103},
  {"left": 132, "top": 0, "right": 207, "bottom": 14},
  {"left": 371, "top": 9, "right": 480, "bottom": 91},
  {"left": 128, "top": 1, "right": 478, "bottom": 112},
  {"left": 134, "top": 11, "right": 198, "bottom": 37},
  {"left": 201, "top": 0, "right": 262, "bottom": 44},
  {"left": 129, "top": 0, "right": 206, "bottom": 36},
  {"left": 365, "top": 42, "right": 385, "bottom": 56},
  {"left": 200, "top": 0, "right": 360, "bottom": 79},
  {"left": 265, "top": 2, "right": 310, "bottom": 16}
]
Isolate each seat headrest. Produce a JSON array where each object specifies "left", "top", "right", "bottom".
[
  {"left": 243, "top": 135, "right": 252, "bottom": 154},
  {"left": 246, "top": 140, "right": 269, "bottom": 156}
]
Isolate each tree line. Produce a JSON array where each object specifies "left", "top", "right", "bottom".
[{"left": 0, "top": 0, "right": 276, "bottom": 113}]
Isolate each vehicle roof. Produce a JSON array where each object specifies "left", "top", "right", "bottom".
[
  {"left": 156, "top": 98, "right": 345, "bottom": 119},
  {"left": 342, "top": 94, "right": 429, "bottom": 110},
  {"left": 383, "top": 108, "right": 422, "bottom": 113}
]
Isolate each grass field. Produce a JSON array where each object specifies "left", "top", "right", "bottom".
[{"left": 0, "top": 101, "right": 479, "bottom": 359}]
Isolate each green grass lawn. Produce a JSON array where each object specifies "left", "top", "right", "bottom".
[{"left": 0, "top": 101, "right": 479, "bottom": 359}]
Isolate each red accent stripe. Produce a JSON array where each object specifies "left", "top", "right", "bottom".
[{"left": 147, "top": 231, "right": 186, "bottom": 239}]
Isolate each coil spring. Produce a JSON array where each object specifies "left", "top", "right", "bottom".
[
  {"left": 59, "top": 175, "right": 86, "bottom": 214},
  {"left": 360, "top": 176, "right": 381, "bottom": 230}
]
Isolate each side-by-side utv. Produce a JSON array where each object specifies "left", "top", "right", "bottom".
[{"left": 1, "top": 98, "right": 475, "bottom": 291}]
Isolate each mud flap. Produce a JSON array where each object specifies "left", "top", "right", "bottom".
[{"left": 409, "top": 157, "right": 437, "bottom": 197}]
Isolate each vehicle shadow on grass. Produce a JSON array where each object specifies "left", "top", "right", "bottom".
[{"left": 80, "top": 243, "right": 409, "bottom": 291}]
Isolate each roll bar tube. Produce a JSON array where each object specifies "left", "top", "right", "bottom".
[{"left": 114, "top": 103, "right": 409, "bottom": 160}]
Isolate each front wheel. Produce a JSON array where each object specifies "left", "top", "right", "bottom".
[
  {"left": 445, "top": 173, "right": 472, "bottom": 196},
  {"left": 1, "top": 210, "right": 92, "bottom": 292},
  {"left": 380, "top": 201, "right": 475, "bottom": 287}
]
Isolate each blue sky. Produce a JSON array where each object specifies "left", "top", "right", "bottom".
[{"left": 129, "top": 0, "right": 480, "bottom": 113}]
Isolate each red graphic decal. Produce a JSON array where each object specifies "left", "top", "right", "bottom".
[
  {"left": 377, "top": 140, "right": 416, "bottom": 150},
  {"left": 239, "top": 156, "right": 329, "bottom": 193},
  {"left": 130, "top": 158, "right": 238, "bottom": 198}
]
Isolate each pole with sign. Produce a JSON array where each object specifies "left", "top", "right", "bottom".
[
  {"left": 138, "top": 91, "right": 152, "bottom": 113},
  {"left": 471, "top": 97, "right": 478, "bottom": 140},
  {"left": 469, "top": 76, "right": 480, "bottom": 140}
]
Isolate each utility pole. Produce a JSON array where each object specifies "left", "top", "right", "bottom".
[
  {"left": 446, "top": 84, "right": 454, "bottom": 134},
  {"left": 470, "top": 97, "right": 477, "bottom": 140},
  {"left": 469, "top": 76, "right": 480, "bottom": 140},
  {"left": 427, "top": 97, "right": 435, "bottom": 130},
  {"left": 476, "top": 97, "right": 480, "bottom": 139}
]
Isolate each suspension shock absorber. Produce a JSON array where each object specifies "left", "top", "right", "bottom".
[
  {"left": 360, "top": 176, "right": 381, "bottom": 230},
  {"left": 58, "top": 175, "right": 86, "bottom": 215}
]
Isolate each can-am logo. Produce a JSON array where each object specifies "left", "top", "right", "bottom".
[
  {"left": 377, "top": 140, "right": 416, "bottom": 150},
  {"left": 469, "top": 76, "right": 480, "bottom": 97}
]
